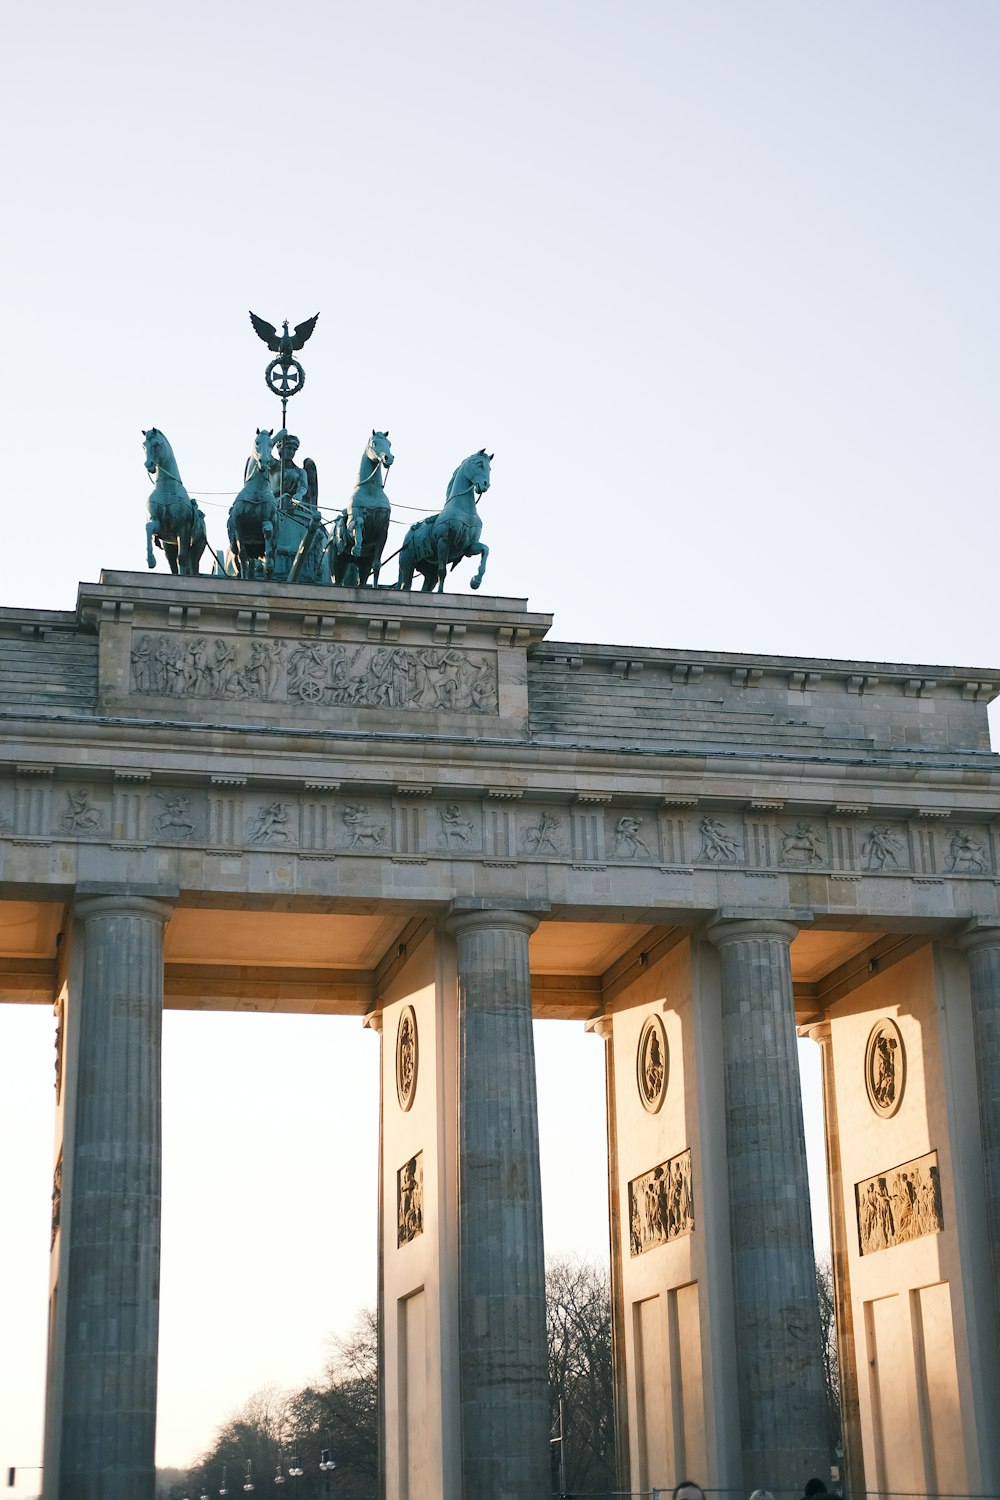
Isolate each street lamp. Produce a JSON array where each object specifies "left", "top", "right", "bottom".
[
  {"left": 243, "top": 1459, "right": 255, "bottom": 1493},
  {"left": 319, "top": 1435, "right": 337, "bottom": 1499},
  {"left": 219, "top": 1465, "right": 229, "bottom": 1498},
  {"left": 273, "top": 1464, "right": 286, "bottom": 1487}
]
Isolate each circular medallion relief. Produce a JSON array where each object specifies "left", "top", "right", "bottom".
[
  {"left": 637, "top": 1014, "right": 669, "bottom": 1114},
  {"left": 865, "top": 1017, "right": 905, "bottom": 1118},
  {"left": 396, "top": 1005, "right": 418, "bottom": 1112}
]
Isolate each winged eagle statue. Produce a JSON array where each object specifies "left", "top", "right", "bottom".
[{"left": 249, "top": 311, "right": 320, "bottom": 359}]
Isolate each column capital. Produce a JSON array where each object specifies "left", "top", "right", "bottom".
[
  {"left": 74, "top": 891, "right": 175, "bottom": 925},
  {"left": 957, "top": 920, "right": 1000, "bottom": 956},
  {"left": 584, "top": 1013, "right": 614, "bottom": 1041},
  {"left": 363, "top": 1007, "right": 384, "bottom": 1035},
  {"left": 445, "top": 900, "right": 544, "bottom": 940},
  {"left": 705, "top": 913, "right": 804, "bottom": 949},
  {"left": 802, "top": 1019, "right": 832, "bottom": 1046}
]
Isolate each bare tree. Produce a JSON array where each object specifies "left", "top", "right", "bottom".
[
  {"left": 546, "top": 1257, "right": 616, "bottom": 1496},
  {"left": 816, "top": 1255, "right": 842, "bottom": 1461}
]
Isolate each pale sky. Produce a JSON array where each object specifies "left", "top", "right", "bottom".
[{"left": 1, "top": 0, "right": 999, "bottom": 1483}]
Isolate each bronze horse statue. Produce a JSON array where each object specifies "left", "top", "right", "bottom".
[
  {"left": 142, "top": 428, "right": 207, "bottom": 575},
  {"left": 227, "top": 429, "right": 279, "bottom": 579},
  {"left": 329, "top": 431, "right": 394, "bottom": 588},
  {"left": 395, "top": 449, "right": 492, "bottom": 592}
]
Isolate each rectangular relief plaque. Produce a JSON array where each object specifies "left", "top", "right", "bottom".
[
  {"left": 856, "top": 1149, "right": 943, "bottom": 1255},
  {"left": 628, "top": 1148, "right": 694, "bottom": 1256},
  {"left": 397, "top": 1151, "right": 424, "bottom": 1247},
  {"left": 129, "top": 633, "right": 499, "bottom": 714}
]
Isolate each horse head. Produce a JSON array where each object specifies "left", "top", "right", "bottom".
[
  {"left": 246, "top": 427, "right": 274, "bottom": 480},
  {"left": 367, "top": 429, "right": 394, "bottom": 472},
  {"left": 468, "top": 448, "right": 493, "bottom": 497},
  {"left": 142, "top": 427, "right": 169, "bottom": 476}
]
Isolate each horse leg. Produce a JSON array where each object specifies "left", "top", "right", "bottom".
[
  {"left": 469, "top": 542, "right": 489, "bottom": 590},
  {"left": 352, "top": 515, "right": 365, "bottom": 559},
  {"left": 263, "top": 520, "right": 274, "bottom": 578},
  {"left": 163, "top": 540, "right": 180, "bottom": 575},
  {"left": 434, "top": 538, "right": 450, "bottom": 593},
  {"left": 146, "top": 519, "right": 158, "bottom": 569}
]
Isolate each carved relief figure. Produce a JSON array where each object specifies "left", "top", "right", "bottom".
[
  {"left": 698, "top": 816, "right": 742, "bottom": 862},
  {"left": 131, "top": 634, "right": 154, "bottom": 691},
  {"left": 51, "top": 1150, "right": 63, "bottom": 1249},
  {"left": 397, "top": 1153, "right": 424, "bottom": 1245},
  {"left": 343, "top": 804, "right": 386, "bottom": 849},
  {"left": 62, "top": 789, "right": 102, "bottom": 834},
  {"left": 628, "top": 1149, "right": 694, "bottom": 1255},
  {"left": 247, "top": 802, "right": 292, "bottom": 844},
  {"left": 614, "top": 816, "right": 650, "bottom": 858},
  {"left": 155, "top": 794, "right": 196, "bottom": 840},
  {"left": 947, "top": 829, "right": 988, "bottom": 874},
  {"left": 865, "top": 1018, "right": 905, "bottom": 1118},
  {"left": 53, "top": 996, "right": 64, "bottom": 1103},
  {"left": 210, "top": 639, "right": 237, "bottom": 695},
  {"left": 781, "top": 821, "right": 824, "bottom": 864},
  {"left": 636, "top": 1015, "right": 668, "bottom": 1113},
  {"left": 184, "top": 638, "right": 211, "bottom": 694},
  {"left": 438, "top": 803, "right": 475, "bottom": 848},
  {"left": 856, "top": 1151, "right": 943, "bottom": 1254},
  {"left": 862, "top": 824, "right": 904, "bottom": 870},
  {"left": 396, "top": 1006, "right": 418, "bottom": 1111},
  {"left": 525, "top": 812, "right": 561, "bottom": 855},
  {"left": 287, "top": 642, "right": 329, "bottom": 703}
]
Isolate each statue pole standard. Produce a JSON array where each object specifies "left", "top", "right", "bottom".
[{"left": 248, "top": 310, "right": 320, "bottom": 508}]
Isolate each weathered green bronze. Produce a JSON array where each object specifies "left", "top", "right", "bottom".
[
  {"left": 227, "top": 428, "right": 279, "bottom": 579},
  {"left": 249, "top": 311, "right": 319, "bottom": 406},
  {"left": 329, "top": 431, "right": 394, "bottom": 588},
  {"left": 142, "top": 428, "right": 208, "bottom": 576},
  {"left": 395, "top": 450, "right": 492, "bottom": 592},
  {"left": 269, "top": 430, "right": 328, "bottom": 585}
]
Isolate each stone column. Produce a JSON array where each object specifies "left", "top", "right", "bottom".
[
  {"left": 804, "top": 1021, "right": 864, "bottom": 1498},
  {"left": 54, "top": 895, "right": 172, "bottom": 1500},
  {"left": 446, "top": 906, "right": 550, "bottom": 1500},
  {"left": 958, "top": 925, "right": 1000, "bottom": 1337},
  {"left": 706, "top": 917, "right": 828, "bottom": 1493}
]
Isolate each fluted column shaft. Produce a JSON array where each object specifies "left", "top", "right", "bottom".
[
  {"left": 959, "top": 927, "right": 1000, "bottom": 1335},
  {"left": 806, "top": 1021, "right": 863, "bottom": 1498},
  {"left": 57, "top": 895, "right": 171, "bottom": 1500},
  {"left": 707, "top": 918, "right": 828, "bottom": 1494},
  {"left": 447, "top": 908, "right": 549, "bottom": 1500}
]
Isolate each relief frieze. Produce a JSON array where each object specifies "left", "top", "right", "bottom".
[
  {"left": 628, "top": 1148, "right": 694, "bottom": 1255},
  {"left": 856, "top": 1150, "right": 943, "bottom": 1255},
  {"left": 129, "top": 632, "right": 499, "bottom": 714}
]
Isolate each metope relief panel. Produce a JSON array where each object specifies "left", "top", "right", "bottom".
[
  {"left": 435, "top": 802, "right": 480, "bottom": 853},
  {"left": 628, "top": 1149, "right": 694, "bottom": 1256},
  {"left": 945, "top": 827, "right": 991, "bottom": 875},
  {"left": 861, "top": 823, "right": 908, "bottom": 872},
  {"left": 610, "top": 813, "right": 653, "bottom": 861},
  {"left": 696, "top": 816, "right": 742, "bottom": 864},
  {"left": 658, "top": 815, "right": 688, "bottom": 866},
  {"left": 129, "top": 632, "right": 499, "bottom": 714},
  {"left": 779, "top": 820, "right": 826, "bottom": 866},
  {"left": 57, "top": 787, "right": 107, "bottom": 838},
  {"left": 339, "top": 801, "right": 391, "bottom": 853},
  {"left": 246, "top": 800, "right": 297, "bottom": 846},
  {"left": 521, "top": 811, "right": 564, "bottom": 857},
  {"left": 398, "top": 1152, "right": 424, "bottom": 1246},
  {"left": 856, "top": 1150, "right": 943, "bottom": 1256}
]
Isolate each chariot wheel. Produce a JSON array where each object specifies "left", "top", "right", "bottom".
[{"left": 295, "top": 678, "right": 324, "bottom": 703}]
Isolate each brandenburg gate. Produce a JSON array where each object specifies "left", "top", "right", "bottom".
[{"left": 4, "top": 570, "right": 1000, "bottom": 1499}]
